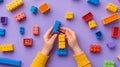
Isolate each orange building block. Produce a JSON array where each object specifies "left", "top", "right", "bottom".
[
  {"left": 112, "top": 26, "right": 119, "bottom": 38},
  {"left": 38, "top": 2, "right": 50, "bottom": 14},
  {"left": 90, "top": 44, "right": 101, "bottom": 53},
  {"left": 102, "top": 13, "right": 120, "bottom": 25},
  {"left": 14, "top": 11, "right": 26, "bottom": 21},
  {"left": 23, "top": 38, "right": 33, "bottom": 46},
  {"left": 32, "top": 25, "right": 39, "bottom": 35}
]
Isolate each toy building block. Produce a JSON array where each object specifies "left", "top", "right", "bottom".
[
  {"left": 0, "top": 57, "right": 21, "bottom": 66},
  {"left": 23, "top": 38, "right": 33, "bottom": 46},
  {"left": 112, "top": 26, "right": 119, "bottom": 38},
  {"left": 58, "top": 34, "right": 66, "bottom": 49},
  {"left": 118, "top": 55, "right": 120, "bottom": 60},
  {"left": 38, "top": 2, "right": 50, "bottom": 14},
  {"left": 0, "top": 17, "right": 8, "bottom": 25},
  {"left": 0, "top": 28, "right": 5, "bottom": 37},
  {"left": 102, "top": 13, "right": 120, "bottom": 25},
  {"left": 19, "top": 26, "right": 25, "bottom": 35},
  {"left": 90, "top": 44, "right": 101, "bottom": 53},
  {"left": 88, "top": 20, "right": 97, "bottom": 29},
  {"left": 32, "top": 25, "right": 39, "bottom": 35},
  {"left": 0, "top": 0, "right": 3, "bottom": 3},
  {"left": 107, "top": 42, "right": 116, "bottom": 49},
  {"left": 82, "top": 12, "right": 93, "bottom": 22},
  {"left": 57, "top": 48, "right": 67, "bottom": 56},
  {"left": 66, "top": 12, "right": 73, "bottom": 20},
  {"left": 30, "top": 6, "right": 38, "bottom": 14},
  {"left": 6, "top": 0, "right": 24, "bottom": 12},
  {"left": 119, "top": 0, "right": 120, "bottom": 2},
  {"left": 87, "top": 0, "right": 99, "bottom": 6},
  {"left": 103, "top": 60, "right": 115, "bottom": 67},
  {"left": 0, "top": 44, "right": 14, "bottom": 52},
  {"left": 95, "top": 31, "right": 103, "bottom": 39},
  {"left": 106, "top": 2, "right": 118, "bottom": 13},
  {"left": 14, "top": 11, "right": 26, "bottom": 22},
  {"left": 52, "top": 20, "right": 61, "bottom": 33}
]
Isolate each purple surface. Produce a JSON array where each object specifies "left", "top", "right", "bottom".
[{"left": 0, "top": 0, "right": 120, "bottom": 67}]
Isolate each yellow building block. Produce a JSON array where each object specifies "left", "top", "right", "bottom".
[
  {"left": 102, "top": 13, "right": 120, "bottom": 25},
  {"left": 58, "top": 42, "right": 66, "bottom": 49},
  {"left": 66, "top": 12, "right": 73, "bottom": 20},
  {"left": 106, "top": 2, "right": 118, "bottom": 13},
  {"left": 118, "top": 55, "right": 120, "bottom": 60},
  {"left": 6, "top": 0, "right": 24, "bottom": 12},
  {"left": 0, "top": 44, "right": 14, "bottom": 52},
  {"left": 88, "top": 20, "right": 97, "bottom": 29},
  {"left": 58, "top": 34, "right": 66, "bottom": 49}
]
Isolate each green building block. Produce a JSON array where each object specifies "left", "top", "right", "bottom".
[{"left": 103, "top": 60, "right": 115, "bottom": 67}]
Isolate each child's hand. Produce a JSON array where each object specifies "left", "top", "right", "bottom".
[
  {"left": 60, "top": 27, "right": 82, "bottom": 54},
  {"left": 41, "top": 26, "right": 58, "bottom": 55}
]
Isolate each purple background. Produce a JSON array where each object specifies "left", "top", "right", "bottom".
[{"left": 0, "top": 0, "right": 120, "bottom": 67}]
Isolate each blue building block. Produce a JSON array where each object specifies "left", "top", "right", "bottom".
[
  {"left": 0, "top": 28, "right": 5, "bottom": 36},
  {"left": 57, "top": 48, "right": 67, "bottom": 56},
  {"left": 87, "top": 0, "right": 99, "bottom": 6},
  {"left": 0, "top": 0, "right": 3, "bottom": 3},
  {"left": 30, "top": 6, "right": 38, "bottom": 14},
  {"left": 0, "top": 57, "right": 21, "bottom": 66},
  {"left": 19, "top": 26, "right": 25, "bottom": 35},
  {"left": 95, "top": 31, "right": 103, "bottom": 39},
  {"left": 52, "top": 20, "right": 61, "bottom": 33}
]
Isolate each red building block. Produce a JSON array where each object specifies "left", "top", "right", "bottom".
[
  {"left": 82, "top": 12, "right": 93, "bottom": 22},
  {"left": 112, "top": 26, "right": 119, "bottom": 38},
  {"left": 23, "top": 38, "right": 33, "bottom": 46},
  {"left": 32, "top": 25, "right": 39, "bottom": 36},
  {"left": 14, "top": 11, "right": 26, "bottom": 22},
  {"left": 118, "top": 0, "right": 120, "bottom": 2},
  {"left": 90, "top": 44, "right": 101, "bottom": 53}
]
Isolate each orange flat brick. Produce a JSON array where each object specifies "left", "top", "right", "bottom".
[
  {"left": 14, "top": 11, "right": 26, "bottom": 21},
  {"left": 32, "top": 25, "right": 39, "bottom": 35},
  {"left": 23, "top": 38, "right": 32, "bottom": 46}
]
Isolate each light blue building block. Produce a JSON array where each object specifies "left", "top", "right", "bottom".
[
  {"left": 87, "top": 0, "right": 99, "bottom": 6},
  {"left": 0, "top": 57, "right": 21, "bottom": 66},
  {"left": 30, "top": 6, "right": 38, "bottom": 14},
  {"left": 0, "top": 28, "right": 5, "bottom": 36},
  {"left": 19, "top": 26, "right": 25, "bottom": 35},
  {"left": 57, "top": 48, "right": 67, "bottom": 56},
  {"left": 52, "top": 20, "right": 61, "bottom": 33},
  {"left": 95, "top": 31, "right": 103, "bottom": 39}
]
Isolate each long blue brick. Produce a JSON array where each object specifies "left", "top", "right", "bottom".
[
  {"left": 87, "top": 0, "right": 99, "bottom": 6},
  {"left": 52, "top": 20, "right": 61, "bottom": 33},
  {"left": 57, "top": 48, "right": 67, "bottom": 56}
]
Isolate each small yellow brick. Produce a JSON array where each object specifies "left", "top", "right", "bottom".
[
  {"left": 106, "top": 2, "right": 118, "bottom": 13},
  {"left": 88, "top": 20, "right": 97, "bottom": 29},
  {"left": 118, "top": 55, "right": 120, "bottom": 60},
  {"left": 58, "top": 42, "right": 66, "bottom": 49},
  {"left": 66, "top": 12, "right": 73, "bottom": 20},
  {"left": 58, "top": 34, "right": 66, "bottom": 49},
  {"left": 0, "top": 44, "right": 14, "bottom": 52}
]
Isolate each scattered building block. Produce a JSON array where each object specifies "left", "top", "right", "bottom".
[
  {"left": 103, "top": 60, "right": 115, "bottom": 67},
  {"left": 6, "top": 0, "right": 24, "bottom": 12},
  {"left": 57, "top": 48, "right": 67, "bottom": 56},
  {"left": 0, "top": 44, "right": 14, "bottom": 52},
  {"left": 58, "top": 34, "right": 66, "bottom": 49},
  {"left": 82, "top": 12, "right": 93, "bottom": 22},
  {"left": 0, "top": 0, "right": 3, "bottom": 3},
  {"left": 66, "top": 12, "right": 73, "bottom": 20},
  {"left": 0, "top": 17, "right": 8, "bottom": 25},
  {"left": 87, "top": 0, "right": 99, "bottom": 6},
  {"left": 119, "top": 0, "right": 120, "bottom": 2},
  {"left": 23, "top": 38, "right": 33, "bottom": 46},
  {"left": 112, "top": 26, "right": 119, "bottom": 38},
  {"left": 88, "top": 20, "right": 97, "bottom": 29},
  {"left": 38, "top": 2, "right": 50, "bottom": 14},
  {"left": 107, "top": 42, "right": 116, "bottom": 49},
  {"left": 0, "top": 28, "right": 5, "bottom": 37},
  {"left": 90, "top": 44, "right": 101, "bottom": 53},
  {"left": 106, "top": 2, "right": 118, "bottom": 13},
  {"left": 102, "top": 13, "right": 120, "bottom": 25},
  {"left": 52, "top": 20, "right": 61, "bottom": 33},
  {"left": 0, "top": 57, "right": 21, "bottom": 66},
  {"left": 19, "top": 26, "right": 25, "bottom": 35},
  {"left": 118, "top": 55, "right": 120, "bottom": 60},
  {"left": 30, "top": 6, "right": 38, "bottom": 14},
  {"left": 95, "top": 31, "right": 103, "bottom": 39},
  {"left": 14, "top": 11, "right": 26, "bottom": 22},
  {"left": 32, "top": 25, "right": 39, "bottom": 35}
]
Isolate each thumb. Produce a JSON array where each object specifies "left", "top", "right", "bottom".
[{"left": 49, "top": 34, "right": 58, "bottom": 43}]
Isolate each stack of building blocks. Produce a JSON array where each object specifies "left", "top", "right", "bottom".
[
  {"left": 6, "top": 0, "right": 24, "bottom": 12},
  {"left": 106, "top": 2, "right": 118, "bottom": 13},
  {"left": 0, "top": 44, "right": 14, "bottom": 52},
  {"left": 19, "top": 26, "right": 25, "bottom": 35},
  {"left": 107, "top": 42, "right": 116, "bottom": 49},
  {"left": 88, "top": 20, "right": 97, "bottom": 29},
  {"left": 102, "top": 13, "right": 120, "bottom": 25},
  {"left": 30, "top": 6, "right": 38, "bottom": 14},
  {"left": 38, "top": 2, "right": 50, "bottom": 14},
  {"left": 112, "top": 26, "right": 119, "bottom": 38},
  {"left": 52, "top": 20, "right": 61, "bottom": 33},
  {"left": 66, "top": 12, "right": 73, "bottom": 20},
  {"left": 95, "top": 31, "right": 103, "bottom": 39},
  {"left": 118, "top": 55, "right": 120, "bottom": 60},
  {"left": 0, "top": 57, "right": 21, "bottom": 66},
  {"left": 82, "top": 12, "right": 93, "bottom": 22},
  {"left": 23, "top": 38, "right": 33, "bottom": 46},
  {"left": 14, "top": 11, "right": 26, "bottom": 22},
  {"left": 103, "top": 60, "right": 115, "bottom": 67},
  {"left": 0, "top": 17, "right": 8, "bottom": 25},
  {"left": 32, "top": 25, "right": 39, "bottom": 36},
  {"left": 0, "top": 28, "right": 5, "bottom": 37},
  {"left": 90, "top": 44, "right": 101, "bottom": 53},
  {"left": 0, "top": 0, "right": 3, "bottom": 3},
  {"left": 87, "top": 0, "right": 99, "bottom": 6}
]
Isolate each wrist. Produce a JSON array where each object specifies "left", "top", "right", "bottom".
[
  {"left": 72, "top": 44, "right": 82, "bottom": 55},
  {"left": 41, "top": 47, "right": 50, "bottom": 56}
]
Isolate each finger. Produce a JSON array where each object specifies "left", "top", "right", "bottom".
[
  {"left": 49, "top": 34, "right": 58, "bottom": 43},
  {"left": 44, "top": 26, "right": 53, "bottom": 38}
]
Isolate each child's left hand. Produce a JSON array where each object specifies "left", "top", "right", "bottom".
[{"left": 41, "top": 26, "right": 58, "bottom": 55}]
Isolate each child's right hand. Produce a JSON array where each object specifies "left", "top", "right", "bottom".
[{"left": 60, "top": 27, "right": 82, "bottom": 55}]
